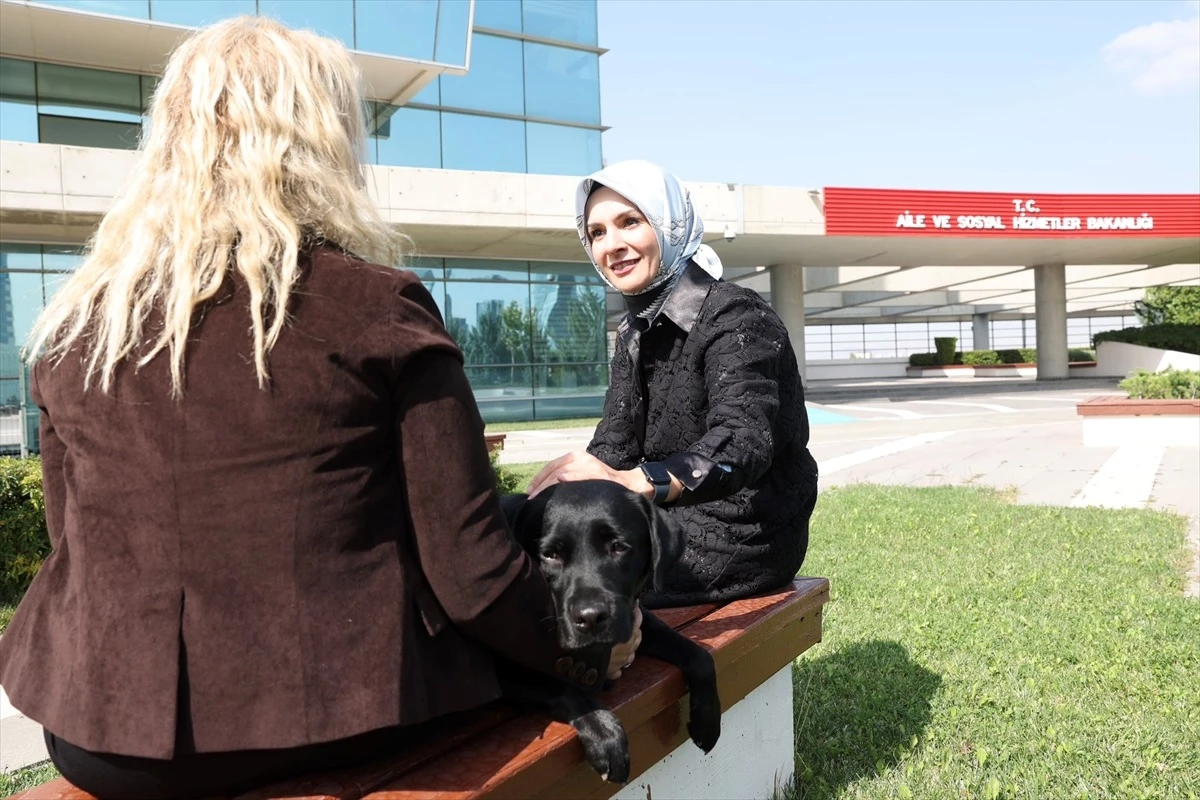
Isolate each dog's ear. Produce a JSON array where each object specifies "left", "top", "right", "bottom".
[
  {"left": 646, "top": 502, "right": 685, "bottom": 592},
  {"left": 499, "top": 492, "right": 547, "bottom": 553}
]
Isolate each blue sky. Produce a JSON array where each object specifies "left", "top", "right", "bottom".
[{"left": 596, "top": 0, "right": 1200, "bottom": 194}]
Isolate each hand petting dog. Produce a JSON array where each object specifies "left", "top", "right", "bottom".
[{"left": 528, "top": 450, "right": 682, "bottom": 504}]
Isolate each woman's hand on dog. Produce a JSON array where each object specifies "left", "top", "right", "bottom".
[
  {"left": 606, "top": 604, "right": 643, "bottom": 680},
  {"left": 528, "top": 450, "right": 679, "bottom": 502}
]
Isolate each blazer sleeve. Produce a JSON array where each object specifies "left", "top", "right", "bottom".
[
  {"left": 654, "top": 294, "right": 786, "bottom": 506},
  {"left": 30, "top": 363, "right": 67, "bottom": 552},
  {"left": 391, "top": 281, "right": 608, "bottom": 690}
]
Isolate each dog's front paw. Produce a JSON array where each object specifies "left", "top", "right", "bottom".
[
  {"left": 574, "top": 708, "right": 630, "bottom": 784},
  {"left": 687, "top": 688, "right": 721, "bottom": 753}
]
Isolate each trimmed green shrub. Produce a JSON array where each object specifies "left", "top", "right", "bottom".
[
  {"left": 961, "top": 350, "right": 1002, "bottom": 366},
  {"left": 1119, "top": 369, "right": 1200, "bottom": 400},
  {"left": 0, "top": 457, "right": 50, "bottom": 599},
  {"left": 933, "top": 337, "right": 957, "bottom": 366},
  {"left": 1069, "top": 348, "right": 1096, "bottom": 362},
  {"left": 908, "top": 352, "right": 939, "bottom": 367},
  {"left": 1093, "top": 324, "right": 1200, "bottom": 355}
]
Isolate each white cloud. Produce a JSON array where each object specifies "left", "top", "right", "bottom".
[{"left": 1102, "top": 1, "right": 1200, "bottom": 95}]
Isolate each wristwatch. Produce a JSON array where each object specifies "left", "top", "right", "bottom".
[{"left": 639, "top": 461, "right": 673, "bottom": 505}]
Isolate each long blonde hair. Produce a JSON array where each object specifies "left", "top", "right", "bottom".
[{"left": 25, "top": 15, "right": 408, "bottom": 395}]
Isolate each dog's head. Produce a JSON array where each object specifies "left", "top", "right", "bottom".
[{"left": 500, "top": 480, "right": 683, "bottom": 651}]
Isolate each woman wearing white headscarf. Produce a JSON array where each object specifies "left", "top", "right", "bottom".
[{"left": 529, "top": 161, "right": 818, "bottom": 608}]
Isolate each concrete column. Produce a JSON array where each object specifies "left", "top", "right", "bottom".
[
  {"left": 972, "top": 312, "right": 990, "bottom": 351},
  {"left": 769, "top": 264, "right": 806, "bottom": 384},
  {"left": 1034, "top": 263, "right": 1068, "bottom": 380}
]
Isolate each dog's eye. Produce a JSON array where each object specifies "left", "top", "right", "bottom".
[
  {"left": 540, "top": 551, "right": 562, "bottom": 563},
  {"left": 609, "top": 540, "right": 631, "bottom": 557}
]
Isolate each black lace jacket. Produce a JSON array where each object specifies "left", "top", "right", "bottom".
[{"left": 588, "top": 261, "right": 819, "bottom": 608}]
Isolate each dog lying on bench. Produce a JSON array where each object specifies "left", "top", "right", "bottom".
[{"left": 499, "top": 480, "right": 721, "bottom": 784}]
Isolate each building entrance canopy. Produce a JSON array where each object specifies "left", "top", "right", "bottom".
[{"left": 2, "top": 146, "right": 1197, "bottom": 320}]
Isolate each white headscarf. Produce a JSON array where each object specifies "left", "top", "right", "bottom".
[{"left": 575, "top": 160, "right": 723, "bottom": 320}]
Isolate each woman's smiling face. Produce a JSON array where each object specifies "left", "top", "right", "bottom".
[{"left": 584, "top": 186, "right": 662, "bottom": 294}]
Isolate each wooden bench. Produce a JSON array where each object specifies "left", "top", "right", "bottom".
[
  {"left": 484, "top": 433, "right": 506, "bottom": 454},
  {"left": 14, "top": 577, "right": 829, "bottom": 800}
]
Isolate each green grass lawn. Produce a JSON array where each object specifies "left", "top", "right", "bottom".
[{"left": 789, "top": 484, "right": 1199, "bottom": 800}]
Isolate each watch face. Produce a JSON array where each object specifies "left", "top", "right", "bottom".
[{"left": 642, "top": 462, "right": 671, "bottom": 485}]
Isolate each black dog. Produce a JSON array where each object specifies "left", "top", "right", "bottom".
[{"left": 498, "top": 480, "right": 721, "bottom": 784}]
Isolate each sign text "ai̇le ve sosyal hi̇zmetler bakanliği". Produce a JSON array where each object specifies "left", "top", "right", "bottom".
[{"left": 895, "top": 199, "right": 1156, "bottom": 232}]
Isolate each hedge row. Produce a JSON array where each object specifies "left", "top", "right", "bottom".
[
  {"left": 908, "top": 348, "right": 1094, "bottom": 367},
  {"left": 1093, "top": 324, "right": 1200, "bottom": 356}
]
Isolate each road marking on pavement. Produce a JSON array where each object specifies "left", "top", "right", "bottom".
[
  {"left": 906, "top": 400, "right": 1018, "bottom": 413},
  {"left": 820, "top": 431, "right": 957, "bottom": 476},
  {"left": 1070, "top": 446, "right": 1165, "bottom": 509},
  {"left": 830, "top": 404, "right": 924, "bottom": 419}
]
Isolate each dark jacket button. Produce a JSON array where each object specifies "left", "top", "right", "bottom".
[
  {"left": 570, "top": 662, "right": 587, "bottom": 681},
  {"left": 582, "top": 668, "right": 599, "bottom": 687},
  {"left": 555, "top": 656, "right": 573, "bottom": 676}
]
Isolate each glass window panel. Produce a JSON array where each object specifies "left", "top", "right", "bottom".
[
  {"left": 445, "top": 258, "right": 528, "bottom": 282},
  {"left": 42, "top": 246, "right": 86, "bottom": 271},
  {"left": 0, "top": 245, "right": 43, "bottom": 271},
  {"left": 44, "top": 0, "right": 150, "bottom": 18},
  {"left": 523, "top": 43, "right": 599, "bottom": 125},
  {"left": 439, "top": 34, "right": 523, "bottom": 115},
  {"left": 433, "top": 0, "right": 472, "bottom": 66},
  {"left": 445, "top": 281, "right": 532, "bottom": 373},
  {"left": 521, "top": 0, "right": 596, "bottom": 46},
  {"left": 39, "top": 114, "right": 142, "bottom": 150},
  {"left": 258, "top": 0, "right": 354, "bottom": 46},
  {"left": 411, "top": 78, "right": 439, "bottom": 105},
  {"left": 528, "top": 261, "right": 602, "bottom": 284},
  {"left": 0, "top": 58, "right": 36, "bottom": 102},
  {"left": 355, "top": 0, "right": 436, "bottom": 60},
  {"left": 473, "top": 392, "right": 533, "bottom": 424},
  {"left": 150, "top": 0, "right": 256, "bottom": 26},
  {"left": 373, "top": 106, "right": 442, "bottom": 168},
  {"left": 36, "top": 63, "right": 142, "bottom": 121},
  {"left": 441, "top": 113, "right": 525, "bottom": 172},
  {"left": 140, "top": 75, "right": 159, "bottom": 108},
  {"left": 526, "top": 122, "right": 600, "bottom": 175},
  {"left": 531, "top": 282, "right": 605, "bottom": 365},
  {"left": 0, "top": 59, "right": 38, "bottom": 143},
  {"left": 405, "top": 256, "right": 445, "bottom": 281},
  {"left": 0, "top": 271, "right": 46, "bottom": 349},
  {"left": 473, "top": 0, "right": 521, "bottom": 32}
]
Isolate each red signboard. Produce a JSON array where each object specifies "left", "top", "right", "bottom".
[{"left": 823, "top": 187, "right": 1200, "bottom": 238}]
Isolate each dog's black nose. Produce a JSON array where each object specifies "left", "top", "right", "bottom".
[{"left": 573, "top": 606, "right": 609, "bottom": 631}]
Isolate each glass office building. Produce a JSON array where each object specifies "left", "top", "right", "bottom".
[{"left": 0, "top": 0, "right": 607, "bottom": 452}]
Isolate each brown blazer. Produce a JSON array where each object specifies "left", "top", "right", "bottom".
[{"left": 0, "top": 244, "right": 603, "bottom": 759}]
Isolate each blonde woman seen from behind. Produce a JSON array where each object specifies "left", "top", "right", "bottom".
[{"left": 0, "top": 16, "right": 635, "bottom": 799}]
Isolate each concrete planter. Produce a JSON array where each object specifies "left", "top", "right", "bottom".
[
  {"left": 1077, "top": 396, "right": 1200, "bottom": 448},
  {"left": 906, "top": 362, "right": 1097, "bottom": 379}
]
